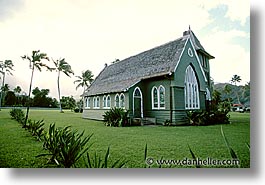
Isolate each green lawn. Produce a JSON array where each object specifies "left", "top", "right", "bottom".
[{"left": 0, "top": 109, "right": 250, "bottom": 168}]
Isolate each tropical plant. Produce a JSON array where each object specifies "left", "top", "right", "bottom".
[
  {"left": 9, "top": 108, "right": 25, "bottom": 125},
  {"left": 103, "top": 107, "right": 129, "bottom": 127},
  {"left": 39, "top": 123, "right": 93, "bottom": 168},
  {"left": 84, "top": 146, "right": 127, "bottom": 168},
  {"left": 74, "top": 69, "right": 94, "bottom": 95},
  {"left": 27, "top": 119, "right": 45, "bottom": 141},
  {"left": 52, "top": 58, "right": 74, "bottom": 113},
  {"left": 21, "top": 50, "right": 51, "bottom": 125},
  {"left": 0, "top": 60, "right": 14, "bottom": 109},
  {"left": 230, "top": 74, "right": 242, "bottom": 104}
]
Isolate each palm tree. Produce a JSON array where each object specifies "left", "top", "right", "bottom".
[
  {"left": 74, "top": 69, "right": 94, "bottom": 95},
  {"left": 0, "top": 60, "right": 14, "bottom": 110},
  {"left": 21, "top": 50, "right": 51, "bottom": 124},
  {"left": 53, "top": 58, "right": 74, "bottom": 112},
  {"left": 74, "top": 70, "right": 94, "bottom": 112},
  {"left": 14, "top": 86, "right": 22, "bottom": 106},
  {"left": 0, "top": 84, "right": 10, "bottom": 107},
  {"left": 230, "top": 74, "right": 242, "bottom": 85},
  {"left": 230, "top": 74, "right": 242, "bottom": 104},
  {"left": 14, "top": 86, "right": 22, "bottom": 95}
]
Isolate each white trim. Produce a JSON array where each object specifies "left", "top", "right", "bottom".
[
  {"left": 115, "top": 93, "right": 120, "bottom": 107},
  {"left": 93, "top": 96, "right": 100, "bottom": 109},
  {"left": 174, "top": 38, "right": 189, "bottom": 72},
  {"left": 188, "top": 47, "right": 193, "bottom": 57},
  {"left": 158, "top": 85, "right": 166, "bottom": 109},
  {"left": 133, "top": 87, "right": 143, "bottom": 118},
  {"left": 174, "top": 37, "right": 207, "bottom": 83},
  {"left": 84, "top": 97, "right": 90, "bottom": 109},
  {"left": 184, "top": 65, "right": 200, "bottom": 110},
  {"left": 119, "top": 93, "right": 125, "bottom": 108},
  {"left": 188, "top": 38, "right": 208, "bottom": 82},
  {"left": 103, "top": 95, "right": 111, "bottom": 109},
  {"left": 151, "top": 85, "right": 166, "bottom": 110},
  {"left": 151, "top": 86, "right": 158, "bottom": 109},
  {"left": 206, "top": 88, "right": 211, "bottom": 101}
]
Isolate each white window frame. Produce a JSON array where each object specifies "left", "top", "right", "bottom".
[
  {"left": 106, "top": 95, "right": 111, "bottom": 108},
  {"left": 119, "top": 93, "right": 125, "bottom": 108},
  {"left": 85, "top": 97, "right": 90, "bottom": 109},
  {"left": 103, "top": 95, "right": 107, "bottom": 108},
  {"left": 93, "top": 96, "right": 100, "bottom": 109},
  {"left": 184, "top": 65, "right": 200, "bottom": 109},
  {"left": 115, "top": 94, "right": 119, "bottom": 107},
  {"left": 158, "top": 85, "right": 165, "bottom": 109},
  {"left": 151, "top": 85, "right": 165, "bottom": 110},
  {"left": 151, "top": 86, "right": 159, "bottom": 109},
  {"left": 133, "top": 87, "right": 143, "bottom": 118}
]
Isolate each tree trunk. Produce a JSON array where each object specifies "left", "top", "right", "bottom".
[
  {"left": 57, "top": 71, "right": 63, "bottom": 112},
  {"left": 25, "top": 65, "right": 35, "bottom": 125},
  {"left": 0, "top": 71, "right": 5, "bottom": 110}
]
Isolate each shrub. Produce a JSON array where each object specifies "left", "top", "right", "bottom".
[
  {"left": 39, "top": 123, "right": 93, "bottom": 168},
  {"left": 9, "top": 108, "right": 25, "bottom": 125},
  {"left": 103, "top": 107, "right": 129, "bottom": 127},
  {"left": 85, "top": 147, "right": 127, "bottom": 168},
  {"left": 27, "top": 119, "right": 45, "bottom": 141},
  {"left": 74, "top": 108, "right": 83, "bottom": 113}
]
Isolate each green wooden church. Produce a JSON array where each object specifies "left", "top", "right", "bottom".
[{"left": 82, "top": 28, "right": 214, "bottom": 125}]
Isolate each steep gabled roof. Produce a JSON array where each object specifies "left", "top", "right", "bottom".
[{"left": 85, "top": 29, "right": 213, "bottom": 96}]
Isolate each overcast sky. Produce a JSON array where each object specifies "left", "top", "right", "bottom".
[{"left": 0, "top": 0, "right": 250, "bottom": 99}]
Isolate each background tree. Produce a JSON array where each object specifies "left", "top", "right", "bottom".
[
  {"left": 32, "top": 87, "right": 50, "bottom": 107},
  {"left": 60, "top": 96, "right": 76, "bottom": 110},
  {"left": 1, "top": 84, "right": 10, "bottom": 106},
  {"left": 4, "top": 91, "right": 16, "bottom": 106},
  {"left": 230, "top": 74, "right": 242, "bottom": 86},
  {"left": 52, "top": 58, "right": 74, "bottom": 112},
  {"left": 230, "top": 74, "right": 242, "bottom": 104},
  {"left": 14, "top": 86, "right": 22, "bottom": 95},
  {"left": 0, "top": 60, "right": 14, "bottom": 110},
  {"left": 21, "top": 50, "right": 51, "bottom": 124},
  {"left": 74, "top": 69, "right": 94, "bottom": 95}
]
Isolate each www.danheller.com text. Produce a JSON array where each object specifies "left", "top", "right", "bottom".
[{"left": 145, "top": 157, "right": 240, "bottom": 167}]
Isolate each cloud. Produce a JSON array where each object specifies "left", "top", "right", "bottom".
[
  {"left": 202, "top": 29, "right": 250, "bottom": 84},
  {"left": 0, "top": 0, "right": 250, "bottom": 98},
  {"left": 0, "top": 0, "right": 24, "bottom": 21}
]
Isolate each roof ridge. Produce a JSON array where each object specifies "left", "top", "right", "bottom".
[{"left": 108, "top": 36, "right": 188, "bottom": 68}]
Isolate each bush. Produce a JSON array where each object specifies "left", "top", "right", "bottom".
[
  {"left": 9, "top": 108, "right": 25, "bottom": 125},
  {"left": 74, "top": 108, "right": 83, "bottom": 113},
  {"left": 39, "top": 123, "right": 93, "bottom": 168},
  {"left": 27, "top": 119, "right": 45, "bottom": 141},
  {"left": 103, "top": 107, "right": 129, "bottom": 127}
]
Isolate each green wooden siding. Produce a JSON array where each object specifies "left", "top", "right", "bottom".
[{"left": 173, "top": 40, "right": 207, "bottom": 91}]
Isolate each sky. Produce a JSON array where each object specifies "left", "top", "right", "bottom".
[{"left": 0, "top": 0, "right": 250, "bottom": 99}]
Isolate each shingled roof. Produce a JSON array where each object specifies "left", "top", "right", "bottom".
[{"left": 85, "top": 30, "right": 208, "bottom": 96}]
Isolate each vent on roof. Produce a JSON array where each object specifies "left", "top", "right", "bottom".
[{"left": 183, "top": 30, "right": 190, "bottom": 36}]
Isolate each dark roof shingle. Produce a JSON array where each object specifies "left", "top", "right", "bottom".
[{"left": 85, "top": 28, "right": 215, "bottom": 96}]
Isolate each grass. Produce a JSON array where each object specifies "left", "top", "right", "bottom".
[{"left": 0, "top": 109, "right": 250, "bottom": 168}]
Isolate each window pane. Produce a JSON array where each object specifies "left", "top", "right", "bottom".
[
  {"left": 115, "top": 95, "right": 119, "bottom": 107},
  {"left": 120, "top": 94, "right": 125, "bottom": 108},
  {"left": 159, "top": 86, "right": 165, "bottom": 108},
  {"left": 184, "top": 65, "right": 200, "bottom": 109},
  {"left": 153, "top": 88, "right": 158, "bottom": 108},
  {"left": 97, "top": 97, "right": 99, "bottom": 107},
  {"left": 107, "top": 96, "right": 111, "bottom": 107}
]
